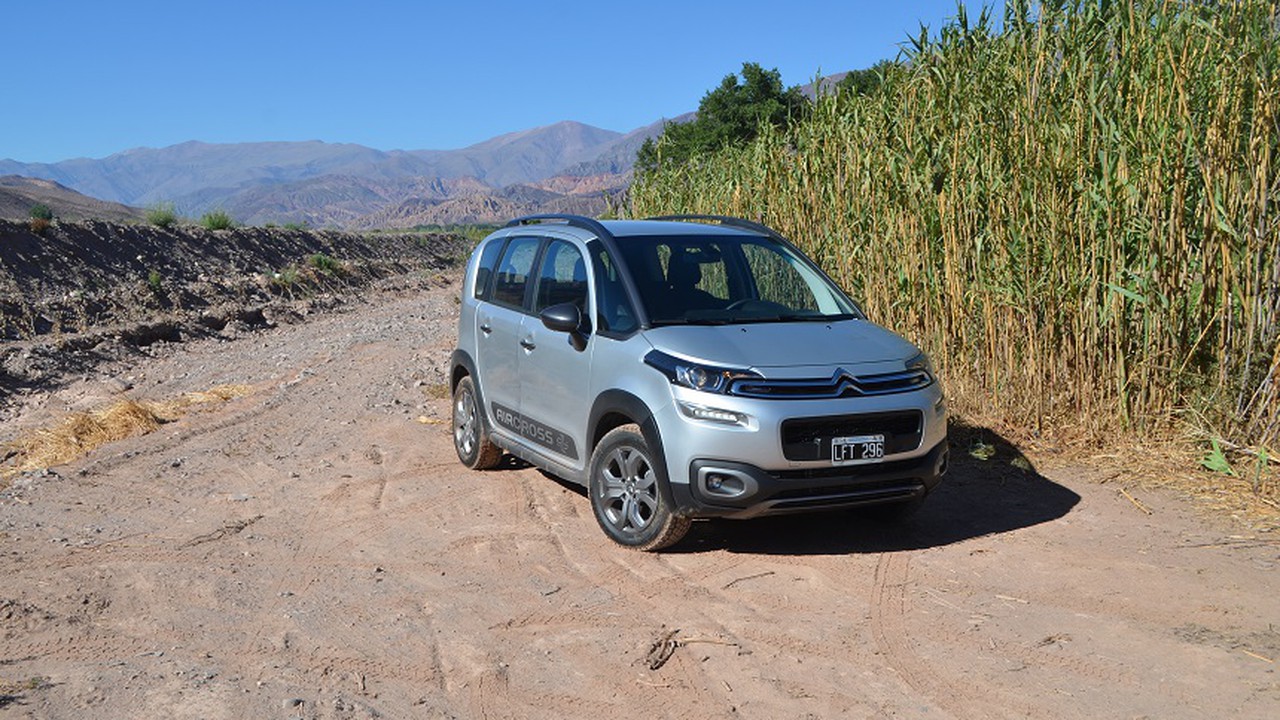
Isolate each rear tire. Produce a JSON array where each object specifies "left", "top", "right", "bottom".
[
  {"left": 588, "top": 424, "right": 690, "bottom": 551},
  {"left": 452, "top": 375, "right": 502, "bottom": 470}
]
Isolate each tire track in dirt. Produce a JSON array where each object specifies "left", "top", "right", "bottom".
[
  {"left": 468, "top": 663, "right": 515, "bottom": 720},
  {"left": 240, "top": 455, "right": 450, "bottom": 695},
  {"left": 515, "top": 468, "right": 758, "bottom": 607},
  {"left": 912, "top": 569, "right": 1228, "bottom": 633},
  {"left": 0, "top": 630, "right": 151, "bottom": 664},
  {"left": 459, "top": 468, "right": 758, "bottom": 715},
  {"left": 306, "top": 645, "right": 442, "bottom": 688},
  {"left": 871, "top": 552, "right": 1040, "bottom": 719},
  {"left": 71, "top": 357, "right": 338, "bottom": 478},
  {"left": 364, "top": 444, "right": 387, "bottom": 510}
]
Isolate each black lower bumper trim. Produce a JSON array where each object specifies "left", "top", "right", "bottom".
[{"left": 671, "top": 440, "right": 948, "bottom": 519}]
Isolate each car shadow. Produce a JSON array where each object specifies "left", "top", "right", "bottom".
[
  {"left": 673, "top": 423, "right": 1080, "bottom": 555},
  {"left": 529, "top": 423, "right": 1080, "bottom": 556}
]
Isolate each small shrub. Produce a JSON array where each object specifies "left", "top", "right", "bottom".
[
  {"left": 146, "top": 203, "right": 177, "bottom": 228},
  {"left": 29, "top": 203, "right": 53, "bottom": 221},
  {"left": 283, "top": 221, "right": 308, "bottom": 231},
  {"left": 28, "top": 217, "right": 50, "bottom": 235},
  {"left": 270, "top": 265, "right": 299, "bottom": 289},
  {"left": 24, "top": 676, "right": 49, "bottom": 691},
  {"left": 200, "top": 210, "right": 234, "bottom": 230},
  {"left": 1200, "top": 438, "right": 1237, "bottom": 476},
  {"left": 147, "top": 269, "right": 163, "bottom": 294},
  {"left": 307, "top": 253, "right": 340, "bottom": 274}
]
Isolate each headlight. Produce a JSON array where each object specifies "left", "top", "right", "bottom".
[
  {"left": 906, "top": 350, "right": 935, "bottom": 379},
  {"left": 643, "top": 350, "right": 760, "bottom": 395}
]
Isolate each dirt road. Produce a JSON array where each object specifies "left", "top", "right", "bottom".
[{"left": 2, "top": 278, "right": 1277, "bottom": 719}]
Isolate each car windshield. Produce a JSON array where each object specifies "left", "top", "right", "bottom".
[{"left": 611, "top": 233, "right": 861, "bottom": 326}]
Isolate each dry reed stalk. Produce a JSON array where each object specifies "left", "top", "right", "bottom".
[{"left": 633, "top": 0, "right": 1279, "bottom": 455}]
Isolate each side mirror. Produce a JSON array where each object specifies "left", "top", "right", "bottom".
[
  {"left": 540, "top": 302, "right": 581, "bottom": 333},
  {"left": 539, "top": 302, "right": 590, "bottom": 351}
]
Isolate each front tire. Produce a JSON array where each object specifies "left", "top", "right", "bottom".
[
  {"left": 452, "top": 375, "right": 502, "bottom": 469},
  {"left": 588, "top": 424, "right": 690, "bottom": 551}
]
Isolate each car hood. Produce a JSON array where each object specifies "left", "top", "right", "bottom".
[{"left": 642, "top": 319, "right": 918, "bottom": 371}]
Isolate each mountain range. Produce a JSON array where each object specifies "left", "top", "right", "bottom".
[
  {"left": 0, "top": 68, "right": 859, "bottom": 229},
  {"left": 0, "top": 115, "right": 690, "bottom": 228}
]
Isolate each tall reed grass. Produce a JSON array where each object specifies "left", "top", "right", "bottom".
[{"left": 633, "top": 0, "right": 1280, "bottom": 451}]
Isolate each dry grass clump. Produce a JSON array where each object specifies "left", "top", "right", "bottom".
[
  {"left": 1, "top": 384, "right": 251, "bottom": 479},
  {"left": 1092, "top": 439, "right": 1278, "bottom": 532},
  {"left": 181, "top": 384, "right": 250, "bottom": 405}
]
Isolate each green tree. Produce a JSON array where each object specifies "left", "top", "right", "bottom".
[
  {"left": 28, "top": 203, "right": 53, "bottom": 221},
  {"left": 835, "top": 60, "right": 901, "bottom": 98},
  {"left": 636, "top": 62, "right": 807, "bottom": 177}
]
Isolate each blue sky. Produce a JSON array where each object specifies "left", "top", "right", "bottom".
[{"left": 4, "top": 1, "right": 998, "bottom": 163}]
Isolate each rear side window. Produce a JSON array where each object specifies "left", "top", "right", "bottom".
[
  {"left": 472, "top": 239, "right": 505, "bottom": 300},
  {"left": 491, "top": 236, "right": 541, "bottom": 309}
]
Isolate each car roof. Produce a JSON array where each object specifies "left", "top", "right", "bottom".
[
  {"left": 493, "top": 216, "right": 777, "bottom": 244},
  {"left": 598, "top": 219, "right": 767, "bottom": 238}
]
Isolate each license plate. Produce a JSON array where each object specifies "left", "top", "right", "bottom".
[{"left": 831, "top": 434, "right": 886, "bottom": 465}]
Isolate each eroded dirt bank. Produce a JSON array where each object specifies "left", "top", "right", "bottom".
[
  {"left": 0, "top": 219, "right": 464, "bottom": 412},
  {"left": 0, "top": 278, "right": 1277, "bottom": 719}
]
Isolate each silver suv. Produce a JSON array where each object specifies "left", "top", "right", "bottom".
[{"left": 451, "top": 215, "right": 948, "bottom": 550}]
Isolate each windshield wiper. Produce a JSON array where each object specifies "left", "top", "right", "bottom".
[
  {"left": 650, "top": 313, "right": 857, "bottom": 327},
  {"left": 648, "top": 318, "right": 734, "bottom": 327},
  {"left": 775, "top": 312, "right": 859, "bottom": 322}
]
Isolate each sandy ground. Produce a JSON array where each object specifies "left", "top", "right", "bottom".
[{"left": 1, "top": 278, "right": 1277, "bottom": 719}]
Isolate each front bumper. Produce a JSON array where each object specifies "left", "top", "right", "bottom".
[{"left": 670, "top": 439, "right": 949, "bottom": 519}]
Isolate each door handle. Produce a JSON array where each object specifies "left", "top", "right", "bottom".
[
  {"left": 519, "top": 338, "right": 536, "bottom": 350},
  {"left": 479, "top": 322, "right": 492, "bottom": 335}
]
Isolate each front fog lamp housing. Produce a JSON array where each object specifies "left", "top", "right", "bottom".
[
  {"left": 703, "top": 472, "right": 746, "bottom": 497},
  {"left": 644, "top": 349, "right": 759, "bottom": 395},
  {"left": 677, "top": 400, "right": 749, "bottom": 427}
]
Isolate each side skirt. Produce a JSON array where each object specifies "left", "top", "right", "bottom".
[{"left": 489, "top": 430, "right": 588, "bottom": 487}]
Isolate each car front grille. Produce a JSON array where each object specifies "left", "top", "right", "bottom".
[
  {"left": 780, "top": 410, "right": 923, "bottom": 461},
  {"left": 730, "top": 369, "right": 932, "bottom": 399}
]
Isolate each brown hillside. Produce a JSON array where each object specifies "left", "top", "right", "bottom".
[{"left": 0, "top": 175, "right": 144, "bottom": 222}]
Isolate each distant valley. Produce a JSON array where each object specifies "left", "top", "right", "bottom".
[{"left": 0, "top": 115, "right": 689, "bottom": 228}]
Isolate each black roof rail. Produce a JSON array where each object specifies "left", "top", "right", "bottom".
[
  {"left": 505, "top": 214, "right": 614, "bottom": 240},
  {"left": 645, "top": 214, "right": 782, "bottom": 240}
]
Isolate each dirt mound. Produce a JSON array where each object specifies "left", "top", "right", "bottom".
[{"left": 0, "top": 219, "right": 465, "bottom": 406}]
